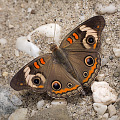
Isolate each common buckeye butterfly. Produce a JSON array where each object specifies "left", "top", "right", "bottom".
[{"left": 10, "top": 16, "right": 105, "bottom": 98}]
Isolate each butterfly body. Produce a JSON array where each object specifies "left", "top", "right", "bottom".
[
  {"left": 51, "top": 43, "right": 77, "bottom": 79},
  {"left": 10, "top": 16, "right": 105, "bottom": 98}
]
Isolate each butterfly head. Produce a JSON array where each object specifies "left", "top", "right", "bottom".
[{"left": 50, "top": 43, "right": 58, "bottom": 52}]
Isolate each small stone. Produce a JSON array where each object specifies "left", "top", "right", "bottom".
[
  {"left": 113, "top": 72, "right": 120, "bottom": 77},
  {"left": 93, "top": 103, "right": 107, "bottom": 115},
  {"left": 91, "top": 81, "right": 118, "bottom": 105},
  {"left": 108, "top": 115, "right": 118, "bottom": 120},
  {"left": 101, "top": 58, "right": 108, "bottom": 66},
  {"left": 27, "top": 8, "right": 32, "bottom": 13},
  {"left": 37, "top": 99, "right": 45, "bottom": 110},
  {"left": 8, "top": 24, "right": 14, "bottom": 29},
  {"left": 102, "top": 113, "right": 109, "bottom": 120},
  {"left": 109, "top": 56, "right": 114, "bottom": 60},
  {"left": 113, "top": 48, "right": 120, "bottom": 57},
  {"left": 31, "top": 10, "right": 36, "bottom": 14},
  {"left": 14, "top": 49, "right": 19, "bottom": 56},
  {"left": 8, "top": 108, "right": 28, "bottom": 120},
  {"left": 0, "top": 54, "right": 2, "bottom": 57},
  {"left": 30, "top": 110, "right": 37, "bottom": 117},
  {"left": 0, "top": 87, "right": 17, "bottom": 115},
  {"left": 108, "top": 104, "right": 116, "bottom": 117},
  {"left": 7, "top": 61, "right": 11, "bottom": 65},
  {"left": 51, "top": 99, "right": 67, "bottom": 105},
  {"left": 0, "top": 38, "right": 7, "bottom": 45},
  {"left": 96, "top": 74, "right": 105, "bottom": 81},
  {"left": 2, "top": 72, "right": 8, "bottom": 77},
  {"left": 9, "top": 95, "right": 22, "bottom": 106}
]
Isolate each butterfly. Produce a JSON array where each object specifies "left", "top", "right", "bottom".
[{"left": 10, "top": 16, "right": 105, "bottom": 98}]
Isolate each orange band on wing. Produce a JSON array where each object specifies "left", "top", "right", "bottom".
[
  {"left": 73, "top": 33, "right": 78, "bottom": 39},
  {"left": 38, "top": 85, "right": 44, "bottom": 88},
  {"left": 40, "top": 58, "right": 45, "bottom": 65},
  {"left": 34, "top": 62, "right": 40, "bottom": 69},
  {"left": 82, "top": 58, "right": 97, "bottom": 83},
  {"left": 52, "top": 85, "right": 79, "bottom": 94},
  {"left": 97, "top": 25, "right": 99, "bottom": 28},
  {"left": 67, "top": 38, "right": 73, "bottom": 44},
  {"left": 93, "top": 43, "right": 97, "bottom": 49}
]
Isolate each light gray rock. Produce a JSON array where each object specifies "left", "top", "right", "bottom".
[
  {"left": 108, "top": 104, "right": 117, "bottom": 117},
  {"left": 0, "top": 87, "right": 17, "bottom": 115},
  {"left": 101, "top": 58, "right": 108, "bottom": 66},
  {"left": 8, "top": 108, "right": 28, "bottom": 120},
  {"left": 93, "top": 103, "right": 107, "bottom": 115},
  {"left": 37, "top": 99, "right": 45, "bottom": 110},
  {"left": 102, "top": 113, "right": 109, "bottom": 120},
  {"left": 113, "top": 48, "right": 120, "bottom": 57},
  {"left": 51, "top": 99, "right": 67, "bottom": 106},
  {"left": 9, "top": 95, "right": 22, "bottom": 106},
  {"left": 29, "top": 105, "right": 72, "bottom": 120},
  {"left": 108, "top": 115, "right": 119, "bottom": 120},
  {"left": 91, "top": 81, "right": 118, "bottom": 105}
]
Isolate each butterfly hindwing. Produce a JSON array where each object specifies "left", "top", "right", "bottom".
[
  {"left": 46, "top": 61, "right": 83, "bottom": 98},
  {"left": 67, "top": 51, "right": 101, "bottom": 87}
]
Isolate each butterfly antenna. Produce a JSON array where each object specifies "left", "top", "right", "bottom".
[{"left": 53, "top": 18, "right": 56, "bottom": 43}]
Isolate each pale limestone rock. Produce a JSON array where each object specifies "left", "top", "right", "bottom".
[
  {"left": 16, "top": 36, "right": 40, "bottom": 57},
  {"left": 91, "top": 81, "right": 117, "bottom": 105},
  {"left": 8, "top": 108, "right": 28, "bottom": 120},
  {"left": 0, "top": 38, "right": 7, "bottom": 45},
  {"left": 108, "top": 104, "right": 117, "bottom": 117},
  {"left": 95, "top": 4, "right": 117, "bottom": 14},
  {"left": 2, "top": 72, "right": 8, "bottom": 77},
  {"left": 108, "top": 115, "right": 119, "bottom": 120},
  {"left": 93, "top": 103, "right": 107, "bottom": 115},
  {"left": 27, "top": 23, "right": 61, "bottom": 45},
  {"left": 102, "top": 113, "right": 109, "bottom": 120},
  {"left": 36, "top": 99, "right": 45, "bottom": 110},
  {"left": 113, "top": 48, "right": 120, "bottom": 57},
  {"left": 51, "top": 99, "right": 67, "bottom": 105}
]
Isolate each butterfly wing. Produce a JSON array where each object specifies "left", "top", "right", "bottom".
[
  {"left": 59, "top": 16, "right": 105, "bottom": 87},
  {"left": 46, "top": 61, "right": 83, "bottom": 98},
  {"left": 10, "top": 53, "right": 83, "bottom": 98},
  {"left": 60, "top": 16, "right": 105, "bottom": 51},
  {"left": 10, "top": 54, "right": 52, "bottom": 93}
]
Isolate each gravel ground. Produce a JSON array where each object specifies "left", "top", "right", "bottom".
[{"left": 0, "top": 0, "right": 120, "bottom": 120}]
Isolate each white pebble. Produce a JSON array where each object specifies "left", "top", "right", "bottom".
[
  {"left": 0, "top": 54, "right": 2, "bottom": 57},
  {"left": 14, "top": 49, "right": 19, "bottom": 56},
  {"left": 27, "top": 8, "right": 32, "bottom": 13},
  {"left": 101, "top": 58, "right": 108, "bottom": 66},
  {"left": 95, "top": 4, "right": 117, "bottom": 14},
  {"left": 51, "top": 99, "right": 67, "bottom": 105},
  {"left": 8, "top": 108, "right": 28, "bottom": 120},
  {"left": 113, "top": 48, "right": 120, "bottom": 57},
  {"left": 2, "top": 72, "right": 8, "bottom": 77},
  {"left": 108, "top": 115, "right": 119, "bottom": 120},
  {"left": 37, "top": 99, "right": 45, "bottom": 110},
  {"left": 27, "top": 23, "right": 61, "bottom": 45},
  {"left": 91, "top": 81, "right": 118, "bottom": 105},
  {"left": 16, "top": 36, "right": 40, "bottom": 57},
  {"left": 8, "top": 24, "right": 14, "bottom": 29},
  {"left": 96, "top": 74, "right": 105, "bottom": 81},
  {"left": 93, "top": 103, "right": 107, "bottom": 115},
  {"left": 30, "top": 110, "right": 37, "bottom": 117},
  {"left": 0, "top": 38, "right": 7, "bottom": 45},
  {"left": 102, "top": 113, "right": 109, "bottom": 120},
  {"left": 108, "top": 104, "right": 116, "bottom": 117}
]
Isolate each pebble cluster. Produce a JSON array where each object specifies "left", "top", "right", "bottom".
[{"left": 0, "top": 0, "right": 119, "bottom": 120}]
